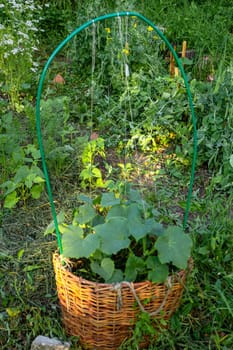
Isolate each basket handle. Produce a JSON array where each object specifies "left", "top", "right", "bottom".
[{"left": 36, "top": 12, "right": 197, "bottom": 255}]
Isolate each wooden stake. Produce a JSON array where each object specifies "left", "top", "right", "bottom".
[
  {"left": 182, "top": 40, "right": 187, "bottom": 58},
  {"left": 169, "top": 45, "right": 176, "bottom": 77},
  {"left": 169, "top": 51, "right": 175, "bottom": 77}
]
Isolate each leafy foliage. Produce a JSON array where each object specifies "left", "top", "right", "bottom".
[
  {"left": 0, "top": 0, "right": 47, "bottom": 110},
  {"left": 46, "top": 184, "right": 192, "bottom": 283},
  {"left": 79, "top": 137, "right": 106, "bottom": 189},
  {"left": 155, "top": 226, "right": 192, "bottom": 269},
  {"left": 191, "top": 66, "right": 233, "bottom": 190},
  {"left": 1, "top": 1, "right": 233, "bottom": 349},
  {"left": 1, "top": 144, "right": 45, "bottom": 208}
]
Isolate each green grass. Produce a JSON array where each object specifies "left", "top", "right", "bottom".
[
  {"left": 1, "top": 0, "right": 233, "bottom": 349},
  {"left": 1, "top": 173, "right": 232, "bottom": 349}
]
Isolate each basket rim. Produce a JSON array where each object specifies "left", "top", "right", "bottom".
[{"left": 53, "top": 251, "right": 191, "bottom": 288}]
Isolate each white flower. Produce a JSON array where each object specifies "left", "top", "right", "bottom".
[
  {"left": 29, "top": 5, "right": 36, "bottom": 11},
  {"left": 3, "top": 38, "right": 14, "bottom": 45},
  {"left": 25, "top": 21, "right": 38, "bottom": 31},
  {"left": 18, "top": 31, "right": 29, "bottom": 40},
  {"left": 3, "top": 52, "right": 9, "bottom": 59},
  {"left": 30, "top": 67, "right": 38, "bottom": 73},
  {"left": 26, "top": 20, "right": 33, "bottom": 27},
  {"left": 9, "top": 0, "right": 22, "bottom": 11},
  {"left": 25, "top": 0, "right": 35, "bottom": 5},
  {"left": 0, "top": 4, "right": 5, "bottom": 8},
  {"left": 0, "top": 24, "right": 5, "bottom": 30},
  {"left": 11, "top": 47, "right": 21, "bottom": 54}
]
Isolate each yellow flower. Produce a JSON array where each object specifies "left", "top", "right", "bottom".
[
  {"left": 169, "top": 132, "right": 176, "bottom": 139},
  {"left": 105, "top": 27, "right": 111, "bottom": 34},
  {"left": 133, "top": 22, "right": 137, "bottom": 28},
  {"left": 122, "top": 42, "right": 130, "bottom": 55},
  {"left": 147, "top": 26, "right": 153, "bottom": 32},
  {"left": 122, "top": 48, "right": 129, "bottom": 55}
]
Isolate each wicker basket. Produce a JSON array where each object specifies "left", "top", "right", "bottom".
[{"left": 53, "top": 252, "right": 188, "bottom": 350}]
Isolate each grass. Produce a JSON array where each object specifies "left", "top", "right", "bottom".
[
  {"left": 1, "top": 1, "right": 233, "bottom": 349},
  {"left": 1, "top": 167, "right": 233, "bottom": 349}
]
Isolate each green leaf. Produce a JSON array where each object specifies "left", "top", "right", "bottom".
[
  {"left": 26, "top": 144, "right": 41, "bottom": 160},
  {"left": 6, "top": 307, "right": 21, "bottom": 317},
  {"left": 127, "top": 203, "right": 153, "bottom": 241},
  {"left": 128, "top": 188, "right": 142, "bottom": 202},
  {"left": 89, "top": 214, "right": 103, "bottom": 227},
  {"left": 230, "top": 154, "right": 233, "bottom": 168},
  {"left": 95, "top": 177, "right": 104, "bottom": 187},
  {"left": 60, "top": 224, "right": 83, "bottom": 236},
  {"left": 23, "top": 265, "right": 42, "bottom": 272},
  {"left": 146, "top": 256, "right": 169, "bottom": 283},
  {"left": 107, "top": 269, "right": 124, "bottom": 283},
  {"left": 90, "top": 258, "right": 115, "bottom": 282},
  {"left": 91, "top": 167, "right": 102, "bottom": 178},
  {"left": 4, "top": 191, "right": 19, "bottom": 208},
  {"left": 17, "top": 249, "right": 25, "bottom": 261},
  {"left": 44, "top": 211, "right": 65, "bottom": 235},
  {"left": 62, "top": 231, "right": 100, "bottom": 259},
  {"left": 90, "top": 261, "right": 103, "bottom": 279},
  {"left": 155, "top": 226, "right": 192, "bottom": 269},
  {"left": 127, "top": 203, "right": 144, "bottom": 239},
  {"left": 14, "top": 165, "right": 30, "bottom": 183},
  {"left": 30, "top": 165, "right": 44, "bottom": 178},
  {"left": 25, "top": 173, "right": 36, "bottom": 188},
  {"left": 125, "top": 254, "right": 145, "bottom": 281},
  {"left": 80, "top": 167, "right": 92, "bottom": 180},
  {"left": 129, "top": 221, "right": 148, "bottom": 241},
  {"left": 78, "top": 194, "right": 93, "bottom": 204},
  {"left": 83, "top": 233, "right": 100, "bottom": 256},
  {"left": 145, "top": 219, "right": 164, "bottom": 236},
  {"left": 75, "top": 203, "right": 96, "bottom": 224},
  {"left": 33, "top": 176, "right": 45, "bottom": 184},
  {"left": 101, "top": 258, "right": 115, "bottom": 280},
  {"left": 107, "top": 202, "right": 162, "bottom": 241},
  {"left": 95, "top": 217, "right": 130, "bottom": 255},
  {"left": 0, "top": 180, "right": 17, "bottom": 195},
  {"left": 100, "top": 192, "right": 120, "bottom": 207},
  {"left": 106, "top": 204, "right": 128, "bottom": 219},
  {"left": 30, "top": 183, "right": 44, "bottom": 199}
]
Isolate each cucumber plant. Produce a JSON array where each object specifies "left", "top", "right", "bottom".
[{"left": 45, "top": 182, "right": 192, "bottom": 283}]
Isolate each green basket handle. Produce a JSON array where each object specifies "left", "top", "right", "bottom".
[{"left": 36, "top": 12, "right": 197, "bottom": 255}]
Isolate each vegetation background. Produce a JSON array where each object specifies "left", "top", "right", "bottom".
[{"left": 0, "top": 0, "right": 233, "bottom": 349}]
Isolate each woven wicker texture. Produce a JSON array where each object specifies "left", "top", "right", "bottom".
[{"left": 53, "top": 253, "right": 187, "bottom": 350}]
